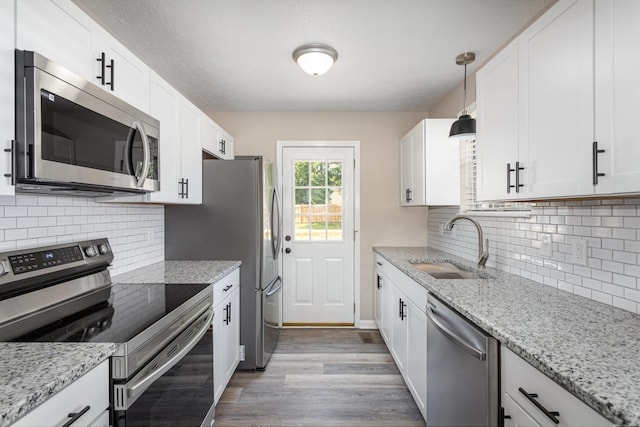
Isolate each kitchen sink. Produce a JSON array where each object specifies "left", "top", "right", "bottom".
[{"left": 410, "top": 261, "right": 487, "bottom": 280}]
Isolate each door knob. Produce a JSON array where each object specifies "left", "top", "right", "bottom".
[
  {"left": 285, "top": 248, "right": 291, "bottom": 254},
  {"left": 285, "top": 235, "right": 291, "bottom": 241}
]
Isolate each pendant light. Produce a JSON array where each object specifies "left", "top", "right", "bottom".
[
  {"left": 293, "top": 44, "right": 338, "bottom": 76},
  {"left": 449, "top": 52, "right": 476, "bottom": 140}
]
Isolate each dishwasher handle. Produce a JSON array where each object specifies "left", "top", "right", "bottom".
[{"left": 426, "top": 303, "right": 486, "bottom": 361}]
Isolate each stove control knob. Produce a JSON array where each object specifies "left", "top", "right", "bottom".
[
  {"left": 0, "top": 260, "right": 8, "bottom": 276},
  {"left": 84, "top": 246, "right": 97, "bottom": 257},
  {"left": 98, "top": 244, "right": 109, "bottom": 255}
]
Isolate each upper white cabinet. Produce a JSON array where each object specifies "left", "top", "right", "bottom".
[
  {"left": 518, "top": 0, "right": 593, "bottom": 199},
  {"left": 477, "top": 0, "right": 640, "bottom": 201},
  {"left": 400, "top": 119, "right": 459, "bottom": 206},
  {"left": 91, "top": 30, "right": 150, "bottom": 112},
  {"left": 476, "top": 40, "right": 519, "bottom": 201},
  {"left": 501, "top": 347, "right": 611, "bottom": 427},
  {"left": 201, "top": 114, "right": 235, "bottom": 160},
  {"left": 16, "top": 0, "right": 149, "bottom": 112},
  {"left": 178, "top": 98, "right": 203, "bottom": 204},
  {"left": 593, "top": 0, "right": 640, "bottom": 195},
  {"left": 0, "top": 0, "right": 15, "bottom": 196}
]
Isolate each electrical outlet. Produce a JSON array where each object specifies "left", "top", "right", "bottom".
[
  {"left": 239, "top": 345, "right": 245, "bottom": 361},
  {"left": 572, "top": 239, "right": 587, "bottom": 265},
  {"left": 540, "top": 233, "right": 552, "bottom": 257}
]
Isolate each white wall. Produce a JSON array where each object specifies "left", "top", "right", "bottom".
[
  {"left": 0, "top": 194, "right": 164, "bottom": 276},
  {"left": 428, "top": 200, "right": 640, "bottom": 314}
]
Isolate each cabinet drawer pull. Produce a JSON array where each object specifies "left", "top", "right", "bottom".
[
  {"left": 518, "top": 387, "right": 560, "bottom": 424},
  {"left": 592, "top": 141, "right": 605, "bottom": 185},
  {"left": 62, "top": 405, "right": 91, "bottom": 427},
  {"left": 376, "top": 261, "right": 383, "bottom": 266},
  {"left": 223, "top": 284, "right": 233, "bottom": 292}
]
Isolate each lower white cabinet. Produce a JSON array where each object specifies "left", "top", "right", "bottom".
[
  {"left": 501, "top": 347, "right": 612, "bottom": 427},
  {"left": 213, "top": 268, "right": 240, "bottom": 404},
  {"left": 12, "top": 359, "right": 109, "bottom": 427},
  {"left": 374, "top": 254, "right": 427, "bottom": 420}
]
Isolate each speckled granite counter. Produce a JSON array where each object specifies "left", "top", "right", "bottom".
[
  {"left": 0, "top": 343, "right": 116, "bottom": 427},
  {"left": 112, "top": 260, "right": 241, "bottom": 285},
  {"left": 374, "top": 246, "right": 640, "bottom": 426}
]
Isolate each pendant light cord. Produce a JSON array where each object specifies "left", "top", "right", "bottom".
[{"left": 462, "top": 60, "right": 468, "bottom": 115}]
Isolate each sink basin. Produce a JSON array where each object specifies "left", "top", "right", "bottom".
[{"left": 410, "top": 262, "right": 485, "bottom": 280}]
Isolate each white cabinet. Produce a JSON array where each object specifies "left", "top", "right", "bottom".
[
  {"left": 501, "top": 347, "right": 612, "bottom": 427},
  {"left": 399, "top": 119, "right": 459, "bottom": 206},
  {"left": 11, "top": 359, "right": 109, "bottom": 427},
  {"left": 178, "top": 99, "right": 203, "bottom": 204},
  {"left": 16, "top": 0, "right": 149, "bottom": 112},
  {"left": 201, "top": 115, "right": 234, "bottom": 160},
  {"left": 213, "top": 268, "right": 240, "bottom": 405},
  {"left": 476, "top": 40, "right": 519, "bottom": 201},
  {"left": 91, "top": 30, "right": 150, "bottom": 112},
  {"left": 594, "top": 0, "right": 640, "bottom": 195},
  {"left": 16, "top": 0, "right": 95, "bottom": 82},
  {"left": 477, "top": 0, "right": 640, "bottom": 201},
  {"left": 0, "top": 0, "right": 15, "bottom": 196},
  {"left": 373, "top": 254, "right": 427, "bottom": 420},
  {"left": 517, "top": 0, "right": 594, "bottom": 199}
]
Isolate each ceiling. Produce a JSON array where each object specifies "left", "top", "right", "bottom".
[{"left": 71, "top": 0, "right": 554, "bottom": 113}]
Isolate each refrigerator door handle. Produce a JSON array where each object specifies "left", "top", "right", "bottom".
[
  {"left": 265, "top": 277, "right": 282, "bottom": 298},
  {"left": 271, "top": 188, "right": 282, "bottom": 259}
]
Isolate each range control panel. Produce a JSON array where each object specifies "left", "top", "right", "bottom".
[
  {"left": 9, "top": 246, "right": 84, "bottom": 274},
  {"left": 0, "top": 238, "right": 113, "bottom": 277}
]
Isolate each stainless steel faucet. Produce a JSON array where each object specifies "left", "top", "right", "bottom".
[{"left": 444, "top": 214, "right": 489, "bottom": 268}]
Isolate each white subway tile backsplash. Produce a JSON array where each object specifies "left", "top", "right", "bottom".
[
  {"left": 0, "top": 195, "right": 163, "bottom": 276},
  {"left": 428, "top": 198, "right": 640, "bottom": 315}
]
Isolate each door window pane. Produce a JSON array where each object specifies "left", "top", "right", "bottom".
[{"left": 292, "top": 160, "right": 343, "bottom": 242}]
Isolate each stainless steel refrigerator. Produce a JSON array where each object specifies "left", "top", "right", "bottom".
[{"left": 165, "top": 156, "right": 282, "bottom": 370}]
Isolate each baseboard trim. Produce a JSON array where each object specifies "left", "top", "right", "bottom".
[{"left": 358, "top": 320, "right": 378, "bottom": 330}]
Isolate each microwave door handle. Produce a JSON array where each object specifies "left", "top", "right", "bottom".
[
  {"left": 126, "top": 307, "right": 213, "bottom": 404},
  {"left": 132, "top": 121, "right": 150, "bottom": 188}
]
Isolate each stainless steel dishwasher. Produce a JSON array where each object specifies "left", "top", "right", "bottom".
[{"left": 426, "top": 293, "right": 499, "bottom": 427}]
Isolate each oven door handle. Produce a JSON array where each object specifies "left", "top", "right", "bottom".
[{"left": 126, "top": 306, "right": 213, "bottom": 402}]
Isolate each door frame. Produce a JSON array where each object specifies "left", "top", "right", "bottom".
[{"left": 277, "top": 140, "right": 361, "bottom": 328}]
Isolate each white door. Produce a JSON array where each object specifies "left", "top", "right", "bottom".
[{"left": 281, "top": 146, "right": 355, "bottom": 325}]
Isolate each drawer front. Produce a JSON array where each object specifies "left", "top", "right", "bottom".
[
  {"left": 382, "top": 259, "right": 427, "bottom": 314},
  {"left": 502, "top": 348, "right": 611, "bottom": 427},
  {"left": 374, "top": 254, "right": 390, "bottom": 277},
  {"left": 213, "top": 268, "right": 240, "bottom": 306},
  {"left": 12, "top": 359, "right": 109, "bottom": 427}
]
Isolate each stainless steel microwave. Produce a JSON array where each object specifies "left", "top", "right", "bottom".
[{"left": 14, "top": 50, "right": 160, "bottom": 196}]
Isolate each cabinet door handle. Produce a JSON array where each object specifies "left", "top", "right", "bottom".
[
  {"left": 178, "top": 178, "right": 185, "bottom": 198},
  {"left": 62, "top": 405, "right": 91, "bottom": 427},
  {"left": 592, "top": 141, "right": 605, "bottom": 185},
  {"left": 227, "top": 302, "right": 232, "bottom": 324},
  {"left": 5, "top": 140, "right": 14, "bottom": 184},
  {"left": 507, "top": 163, "right": 515, "bottom": 193},
  {"left": 376, "top": 274, "right": 382, "bottom": 289},
  {"left": 223, "top": 304, "right": 229, "bottom": 325},
  {"left": 518, "top": 387, "right": 560, "bottom": 424},
  {"left": 515, "top": 161, "right": 524, "bottom": 193},
  {"left": 184, "top": 178, "right": 189, "bottom": 198},
  {"left": 405, "top": 188, "right": 412, "bottom": 202},
  {"left": 106, "top": 58, "right": 115, "bottom": 91},
  {"left": 96, "top": 52, "right": 106, "bottom": 85}
]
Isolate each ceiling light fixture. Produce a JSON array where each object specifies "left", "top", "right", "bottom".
[
  {"left": 449, "top": 52, "right": 476, "bottom": 140},
  {"left": 292, "top": 44, "right": 338, "bottom": 76}
]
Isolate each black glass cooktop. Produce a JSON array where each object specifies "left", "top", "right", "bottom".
[{"left": 15, "top": 283, "right": 210, "bottom": 343}]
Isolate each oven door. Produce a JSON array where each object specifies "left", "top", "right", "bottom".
[{"left": 112, "top": 308, "right": 215, "bottom": 427}]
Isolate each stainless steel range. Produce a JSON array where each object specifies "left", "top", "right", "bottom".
[{"left": 0, "top": 239, "right": 215, "bottom": 427}]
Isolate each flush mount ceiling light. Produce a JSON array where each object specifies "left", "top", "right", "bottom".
[
  {"left": 449, "top": 52, "right": 477, "bottom": 140},
  {"left": 292, "top": 44, "right": 338, "bottom": 76}
]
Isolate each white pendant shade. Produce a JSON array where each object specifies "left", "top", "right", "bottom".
[{"left": 293, "top": 44, "right": 338, "bottom": 76}]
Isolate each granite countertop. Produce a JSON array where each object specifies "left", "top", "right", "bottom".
[
  {"left": 0, "top": 343, "right": 116, "bottom": 427},
  {"left": 112, "top": 260, "right": 241, "bottom": 285},
  {"left": 374, "top": 246, "right": 640, "bottom": 426}
]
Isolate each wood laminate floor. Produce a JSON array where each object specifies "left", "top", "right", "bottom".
[{"left": 214, "top": 329, "right": 425, "bottom": 427}]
